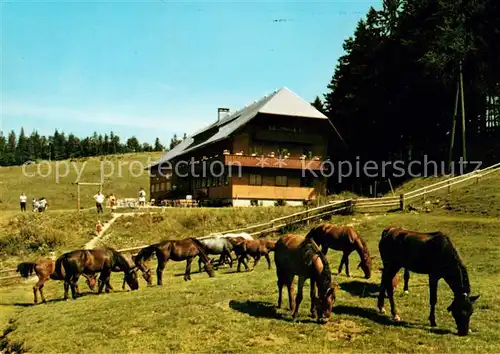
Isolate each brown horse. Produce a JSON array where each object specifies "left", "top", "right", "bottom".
[
  {"left": 378, "top": 226, "right": 480, "bottom": 336},
  {"left": 134, "top": 237, "right": 215, "bottom": 285},
  {"left": 274, "top": 234, "right": 338, "bottom": 323},
  {"left": 305, "top": 223, "right": 374, "bottom": 279},
  {"left": 17, "top": 258, "right": 98, "bottom": 304},
  {"left": 229, "top": 237, "right": 276, "bottom": 272},
  {"left": 55, "top": 247, "right": 139, "bottom": 300}
]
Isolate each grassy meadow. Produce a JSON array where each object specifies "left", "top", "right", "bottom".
[
  {"left": 0, "top": 155, "right": 499, "bottom": 352},
  {"left": 0, "top": 152, "right": 163, "bottom": 211},
  {"left": 1, "top": 213, "right": 499, "bottom": 353}
]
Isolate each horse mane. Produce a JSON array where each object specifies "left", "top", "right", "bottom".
[
  {"left": 440, "top": 233, "right": 470, "bottom": 294},
  {"left": 304, "top": 224, "right": 324, "bottom": 242},
  {"left": 134, "top": 244, "right": 159, "bottom": 266},
  {"left": 300, "top": 237, "right": 332, "bottom": 290},
  {"left": 358, "top": 237, "right": 370, "bottom": 257},
  {"left": 16, "top": 262, "right": 36, "bottom": 278},
  {"left": 107, "top": 247, "right": 134, "bottom": 269}
]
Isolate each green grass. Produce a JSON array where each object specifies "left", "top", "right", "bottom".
[
  {"left": 1, "top": 213, "right": 499, "bottom": 353},
  {"left": 102, "top": 206, "right": 305, "bottom": 249},
  {"left": 0, "top": 152, "right": 163, "bottom": 211},
  {"left": 0, "top": 210, "right": 113, "bottom": 268},
  {"left": 402, "top": 172, "right": 500, "bottom": 217}
]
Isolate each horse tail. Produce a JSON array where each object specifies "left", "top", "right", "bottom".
[
  {"left": 191, "top": 237, "right": 211, "bottom": 262},
  {"left": 16, "top": 262, "right": 36, "bottom": 278},
  {"left": 54, "top": 255, "right": 66, "bottom": 280}
]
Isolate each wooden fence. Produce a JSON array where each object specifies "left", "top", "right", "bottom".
[
  {"left": 1, "top": 161, "right": 499, "bottom": 283},
  {"left": 353, "top": 161, "right": 500, "bottom": 212},
  {"left": 0, "top": 199, "right": 353, "bottom": 282}
]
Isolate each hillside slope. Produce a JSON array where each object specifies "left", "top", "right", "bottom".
[
  {"left": 1, "top": 213, "right": 499, "bottom": 353},
  {"left": 0, "top": 152, "right": 163, "bottom": 211},
  {"left": 399, "top": 171, "right": 500, "bottom": 217}
]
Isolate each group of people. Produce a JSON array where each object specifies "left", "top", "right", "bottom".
[
  {"left": 93, "top": 187, "right": 147, "bottom": 214},
  {"left": 19, "top": 193, "right": 48, "bottom": 212}
]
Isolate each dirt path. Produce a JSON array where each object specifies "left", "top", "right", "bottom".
[{"left": 84, "top": 212, "right": 150, "bottom": 249}]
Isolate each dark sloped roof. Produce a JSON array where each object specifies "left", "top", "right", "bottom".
[{"left": 150, "top": 87, "right": 328, "bottom": 168}]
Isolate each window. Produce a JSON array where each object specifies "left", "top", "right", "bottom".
[
  {"left": 150, "top": 185, "right": 154, "bottom": 193},
  {"left": 249, "top": 174, "right": 262, "bottom": 185},
  {"left": 201, "top": 178, "right": 207, "bottom": 188},
  {"left": 276, "top": 176, "right": 287, "bottom": 186},
  {"left": 160, "top": 182, "right": 165, "bottom": 191},
  {"left": 301, "top": 174, "right": 315, "bottom": 187},
  {"left": 250, "top": 145, "right": 263, "bottom": 155}
]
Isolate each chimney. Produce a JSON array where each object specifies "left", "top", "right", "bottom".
[{"left": 217, "top": 108, "right": 230, "bottom": 122}]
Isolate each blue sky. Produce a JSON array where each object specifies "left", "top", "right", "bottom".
[{"left": 1, "top": 0, "right": 381, "bottom": 144}]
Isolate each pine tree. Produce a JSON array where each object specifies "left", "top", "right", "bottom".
[
  {"left": 154, "top": 137, "right": 165, "bottom": 151},
  {"left": 311, "top": 96, "right": 325, "bottom": 114}
]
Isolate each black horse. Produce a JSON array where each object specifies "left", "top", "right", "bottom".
[
  {"left": 55, "top": 247, "right": 139, "bottom": 300},
  {"left": 377, "top": 226, "right": 479, "bottom": 336}
]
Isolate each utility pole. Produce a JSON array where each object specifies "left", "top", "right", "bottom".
[
  {"left": 459, "top": 60, "right": 467, "bottom": 164},
  {"left": 448, "top": 81, "right": 460, "bottom": 173}
]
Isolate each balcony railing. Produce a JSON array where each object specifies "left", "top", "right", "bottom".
[{"left": 224, "top": 153, "right": 325, "bottom": 170}]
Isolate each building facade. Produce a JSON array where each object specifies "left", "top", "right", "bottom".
[{"left": 149, "top": 87, "right": 338, "bottom": 206}]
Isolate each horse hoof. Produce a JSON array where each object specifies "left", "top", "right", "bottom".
[
  {"left": 379, "top": 307, "right": 386, "bottom": 314},
  {"left": 404, "top": 290, "right": 409, "bottom": 295},
  {"left": 393, "top": 314, "right": 401, "bottom": 322}
]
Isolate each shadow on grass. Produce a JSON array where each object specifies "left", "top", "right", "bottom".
[
  {"left": 333, "top": 305, "right": 455, "bottom": 335},
  {"left": 340, "top": 280, "right": 380, "bottom": 298},
  {"left": 333, "top": 305, "right": 411, "bottom": 327},
  {"left": 229, "top": 300, "right": 283, "bottom": 320},
  {"left": 229, "top": 300, "right": 322, "bottom": 324}
]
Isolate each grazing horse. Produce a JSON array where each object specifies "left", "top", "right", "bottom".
[
  {"left": 196, "top": 235, "right": 237, "bottom": 271},
  {"left": 230, "top": 237, "right": 276, "bottom": 272},
  {"left": 55, "top": 247, "right": 139, "bottom": 300},
  {"left": 134, "top": 237, "right": 215, "bottom": 285},
  {"left": 274, "top": 234, "right": 337, "bottom": 323},
  {"left": 377, "top": 226, "right": 480, "bottom": 336},
  {"left": 17, "top": 258, "right": 98, "bottom": 304},
  {"left": 305, "top": 223, "right": 374, "bottom": 279}
]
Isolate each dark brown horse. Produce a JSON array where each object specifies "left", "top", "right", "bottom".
[
  {"left": 305, "top": 223, "right": 374, "bottom": 279},
  {"left": 377, "top": 226, "right": 479, "bottom": 336},
  {"left": 17, "top": 258, "right": 98, "bottom": 304},
  {"left": 229, "top": 237, "right": 276, "bottom": 272},
  {"left": 55, "top": 247, "right": 139, "bottom": 300},
  {"left": 274, "top": 234, "right": 338, "bottom": 323},
  {"left": 134, "top": 237, "right": 215, "bottom": 285}
]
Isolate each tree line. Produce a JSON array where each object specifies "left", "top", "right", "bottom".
[
  {"left": 0, "top": 128, "right": 186, "bottom": 166},
  {"left": 311, "top": 0, "right": 499, "bottom": 192}
]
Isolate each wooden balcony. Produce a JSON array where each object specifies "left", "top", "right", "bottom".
[{"left": 224, "top": 154, "right": 325, "bottom": 170}]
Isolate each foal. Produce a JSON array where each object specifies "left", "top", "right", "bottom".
[
  {"left": 134, "top": 237, "right": 215, "bottom": 285},
  {"left": 230, "top": 237, "right": 276, "bottom": 272},
  {"left": 378, "top": 226, "right": 480, "bottom": 336},
  {"left": 306, "top": 223, "right": 374, "bottom": 279},
  {"left": 17, "top": 258, "right": 97, "bottom": 304}
]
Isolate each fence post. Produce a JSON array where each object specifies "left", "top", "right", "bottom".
[{"left": 399, "top": 194, "right": 405, "bottom": 211}]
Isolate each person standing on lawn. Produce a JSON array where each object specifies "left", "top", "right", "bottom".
[
  {"left": 94, "top": 191, "right": 105, "bottom": 214},
  {"left": 20, "top": 193, "right": 27, "bottom": 212}
]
